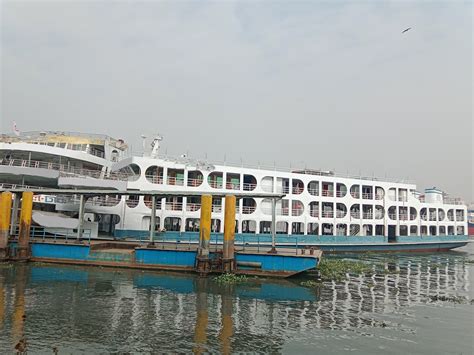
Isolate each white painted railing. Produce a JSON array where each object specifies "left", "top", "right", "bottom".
[
  {"left": 322, "top": 211, "right": 334, "bottom": 218},
  {"left": 322, "top": 190, "right": 334, "bottom": 197},
  {"left": 242, "top": 206, "right": 256, "bottom": 214},
  {"left": 167, "top": 177, "right": 184, "bottom": 186},
  {"left": 145, "top": 175, "right": 163, "bottom": 184},
  {"left": 208, "top": 181, "right": 223, "bottom": 189},
  {"left": 350, "top": 212, "right": 360, "bottom": 218},
  {"left": 0, "top": 158, "right": 130, "bottom": 181},
  {"left": 165, "top": 202, "right": 183, "bottom": 211},
  {"left": 187, "top": 178, "right": 203, "bottom": 187},
  {"left": 186, "top": 203, "right": 200, "bottom": 212},
  {"left": 242, "top": 183, "right": 256, "bottom": 191}
]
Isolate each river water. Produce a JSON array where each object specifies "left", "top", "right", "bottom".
[{"left": 0, "top": 244, "right": 473, "bottom": 354}]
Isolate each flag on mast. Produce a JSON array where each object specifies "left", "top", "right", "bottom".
[{"left": 12, "top": 121, "right": 20, "bottom": 136}]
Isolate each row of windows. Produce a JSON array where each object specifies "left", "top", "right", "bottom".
[
  {"left": 111, "top": 196, "right": 466, "bottom": 221},
  {"left": 145, "top": 217, "right": 466, "bottom": 236},
  {"left": 122, "top": 164, "right": 412, "bottom": 201}
]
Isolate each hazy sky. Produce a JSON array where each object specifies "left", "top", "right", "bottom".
[{"left": 1, "top": 1, "right": 472, "bottom": 201}]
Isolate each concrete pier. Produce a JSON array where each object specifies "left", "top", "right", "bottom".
[
  {"left": 17, "top": 192, "right": 33, "bottom": 261},
  {"left": 0, "top": 192, "right": 12, "bottom": 261},
  {"left": 222, "top": 195, "right": 236, "bottom": 273},
  {"left": 196, "top": 195, "right": 212, "bottom": 275}
]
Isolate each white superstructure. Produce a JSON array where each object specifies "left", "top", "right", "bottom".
[{"left": 0, "top": 131, "right": 468, "bottom": 238}]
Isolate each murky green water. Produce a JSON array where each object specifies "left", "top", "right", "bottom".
[{"left": 1, "top": 244, "right": 473, "bottom": 354}]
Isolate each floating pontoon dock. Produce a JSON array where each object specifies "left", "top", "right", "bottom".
[{"left": 0, "top": 189, "right": 322, "bottom": 277}]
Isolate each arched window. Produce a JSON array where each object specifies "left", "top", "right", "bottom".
[
  {"left": 438, "top": 209, "right": 445, "bottom": 221},
  {"left": 243, "top": 174, "right": 257, "bottom": 191},
  {"left": 350, "top": 204, "right": 360, "bottom": 219},
  {"left": 145, "top": 166, "right": 164, "bottom": 184},
  {"left": 125, "top": 195, "right": 139, "bottom": 208},
  {"left": 242, "top": 198, "right": 256, "bottom": 214},
  {"left": 292, "top": 200, "right": 304, "bottom": 216},
  {"left": 308, "top": 181, "right": 319, "bottom": 196},
  {"left": 292, "top": 179, "right": 304, "bottom": 194},
  {"left": 187, "top": 170, "right": 203, "bottom": 187},
  {"left": 144, "top": 195, "right": 162, "bottom": 210},
  {"left": 261, "top": 176, "right": 274, "bottom": 192},
  {"left": 375, "top": 186, "right": 384, "bottom": 200},
  {"left": 309, "top": 202, "right": 319, "bottom": 217},
  {"left": 336, "top": 183, "right": 347, "bottom": 198},
  {"left": 374, "top": 205, "right": 384, "bottom": 219},
  {"left": 350, "top": 185, "right": 360, "bottom": 198},
  {"left": 208, "top": 172, "right": 223, "bottom": 189},
  {"left": 388, "top": 206, "right": 397, "bottom": 220},
  {"left": 119, "top": 164, "right": 141, "bottom": 182},
  {"left": 420, "top": 208, "right": 427, "bottom": 221},
  {"left": 336, "top": 203, "right": 347, "bottom": 218}
]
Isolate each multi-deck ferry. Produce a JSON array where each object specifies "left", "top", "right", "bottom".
[{"left": 0, "top": 131, "right": 469, "bottom": 252}]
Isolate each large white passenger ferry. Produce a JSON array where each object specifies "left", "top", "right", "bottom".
[{"left": 0, "top": 131, "right": 469, "bottom": 252}]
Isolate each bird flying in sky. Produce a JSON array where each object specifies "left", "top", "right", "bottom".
[{"left": 402, "top": 27, "right": 411, "bottom": 33}]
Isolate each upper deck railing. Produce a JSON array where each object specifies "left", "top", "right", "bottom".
[
  {"left": 0, "top": 158, "right": 130, "bottom": 181},
  {"left": 123, "top": 150, "right": 415, "bottom": 184}
]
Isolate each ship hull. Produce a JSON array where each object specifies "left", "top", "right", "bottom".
[{"left": 112, "top": 231, "right": 470, "bottom": 253}]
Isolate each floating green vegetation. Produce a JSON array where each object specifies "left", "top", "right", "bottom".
[
  {"left": 300, "top": 280, "right": 321, "bottom": 288},
  {"left": 213, "top": 273, "right": 248, "bottom": 285},
  {"left": 318, "top": 259, "right": 372, "bottom": 282}
]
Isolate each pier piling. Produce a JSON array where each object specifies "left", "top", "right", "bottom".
[
  {"left": 17, "top": 192, "right": 33, "bottom": 261},
  {"left": 76, "top": 194, "right": 85, "bottom": 242},
  {"left": 148, "top": 195, "right": 157, "bottom": 247},
  {"left": 196, "top": 195, "right": 212, "bottom": 274},
  {"left": 269, "top": 198, "right": 277, "bottom": 254},
  {"left": 222, "top": 195, "right": 236, "bottom": 272},
  {"left": 0, "top": 192, "right": 12, "bottom": 260},
  {"left": 10, "top": 194, "right": 20, "bottom": 236}
]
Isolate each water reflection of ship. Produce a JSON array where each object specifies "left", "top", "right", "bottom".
[{"left": 0, "top": 255, "right": 471, "bottom": 352}]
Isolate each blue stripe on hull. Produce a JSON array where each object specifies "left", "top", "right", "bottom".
[
  {"left": 315, "top": 242, "right": 468, "bottom": 253},
  {"left": 112, "top": 230, "right": 469, "bottom": 253}
]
